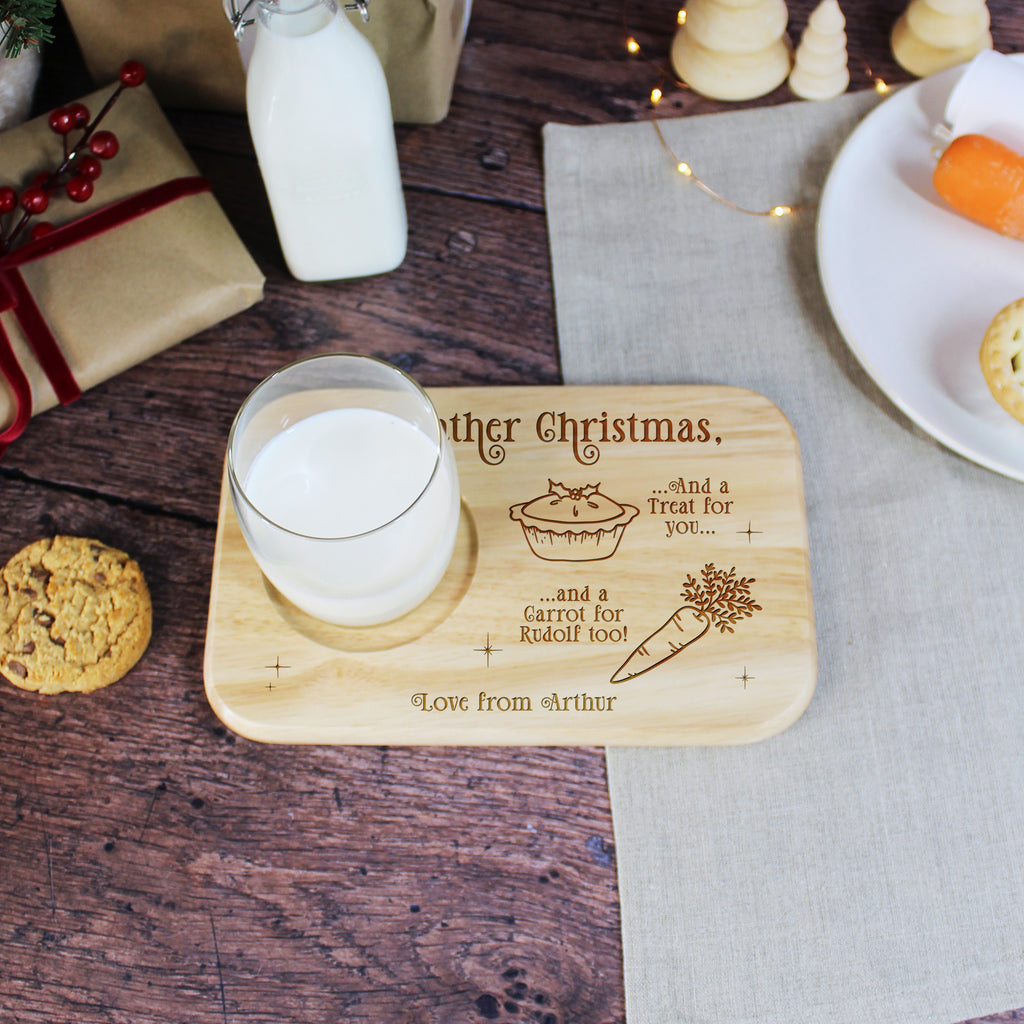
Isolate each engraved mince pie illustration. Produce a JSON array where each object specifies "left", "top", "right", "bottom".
[{"left": 508, "top": 480, "right": 639, "bottom": 561}]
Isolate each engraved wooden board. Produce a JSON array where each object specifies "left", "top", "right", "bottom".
[{"left": 204, "top": 386, "right": 816, "bottom": 745}]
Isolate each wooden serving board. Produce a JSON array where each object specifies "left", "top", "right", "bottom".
[{"left": 204, "top": 386, "right": 816, "bottom": 745}]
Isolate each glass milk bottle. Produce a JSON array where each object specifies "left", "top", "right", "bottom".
[{"left": 246, "top": 0, "right": 408, "bottom": 281}]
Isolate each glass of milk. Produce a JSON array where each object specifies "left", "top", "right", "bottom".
[{"left": 228, "top": 354, "right": 461, "bottom": 626}]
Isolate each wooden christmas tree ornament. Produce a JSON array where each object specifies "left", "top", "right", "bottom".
[
  {"left": 891, "top": 0, "right": 992, "bottom": 78},
  {"left": 671, "top": 0, "right": 793, "bottom": 101},
  {"left": 788, "top": 0, "right": 849, "bottom": 99}
]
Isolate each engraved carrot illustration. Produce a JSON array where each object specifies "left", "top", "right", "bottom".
[{"left": 610, "top": 563, "right": 761, "bottom": 683}]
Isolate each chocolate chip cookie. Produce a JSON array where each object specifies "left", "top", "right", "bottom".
[{"left": 0, "top": 536, "right": 152, "bottom": 694}]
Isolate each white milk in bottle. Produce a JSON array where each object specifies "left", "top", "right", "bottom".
[{"left": 246, "top": 0, "right": 408, "bottom": 281}]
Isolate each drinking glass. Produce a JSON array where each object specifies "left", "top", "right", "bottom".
[{"left": 228, "top": 353, "right": 460, "bottom": 626}]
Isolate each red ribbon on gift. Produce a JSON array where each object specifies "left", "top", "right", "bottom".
[{"left": 0, "top": 174, "right": 212, "bottom": 456}]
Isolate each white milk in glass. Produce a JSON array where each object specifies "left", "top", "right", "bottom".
[
  {"left": 246, "top": 0, "right": 407, "bottom": 281},
  {"left": 240, "top": 407, "right": 460, "bottom": 625}
]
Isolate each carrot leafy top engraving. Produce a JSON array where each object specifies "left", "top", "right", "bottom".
[{"left": 681, "top": 563, "right": 761, "bottom": 633}]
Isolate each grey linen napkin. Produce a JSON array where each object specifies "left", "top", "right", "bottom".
[{"left": 543, "top": 92, "right": 1024, "bottom": 1024}]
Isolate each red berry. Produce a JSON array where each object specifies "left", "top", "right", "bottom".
[
  {"left": 118, "top": 60, "right": 146, "bottom": 87},
  {"left": 47, "top": 107, "right": 76, "bottom": 135},
  {"left": 75, "top": 155, "right": 103, "bottom": 181},
  {"left": 66, "top": 102, "right": 90, "bottom": 128},
  {"left": 66, "top": 176, "right": 94, "bottom": 203},
  {"left": 30, "top": 223, "right": 55, "bottom": 241},
  {"left": 0, "top": 186, "right": 16, "bottom": 213},
  {"left": 20, "top": 187, "right": 49, "bottom": 214},
  {"left": 89, "top": 131, "right": 119, "bottom": 159}
]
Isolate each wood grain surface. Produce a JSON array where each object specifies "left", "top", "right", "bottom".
[
  {"left": 206, "top": 386, "right": 814, "bottom": 746},
  {"left": 2, "top": 2, "right": 1023, "bottom": 1022}
]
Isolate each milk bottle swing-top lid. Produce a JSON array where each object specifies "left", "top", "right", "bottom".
[{"left": 224, "top": 0, "right": 370, "bottom": 38}]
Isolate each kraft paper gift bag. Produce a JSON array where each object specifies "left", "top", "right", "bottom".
[{"left": 60, "top": 0, "right": 469, "bottom": 123}]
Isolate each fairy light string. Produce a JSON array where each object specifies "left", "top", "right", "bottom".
[
  {"left": 649, "top": 117, "right": 795, "bottom": 217},
  {"left": 621, "top": 3, "right": 890, "bottom": 218}
]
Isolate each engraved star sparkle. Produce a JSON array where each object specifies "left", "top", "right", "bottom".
[
  {"left": 736, "top": 667, "right": 755, "bottom": 689},
  {"left": 474, "top": 633, "right": 501, "bottom": 667},
  {"left": 265, "top": 656, "right": 290, "bottom": 684},
  {"left": 738, "top": 521, "right": 763, "bottom": 543}
]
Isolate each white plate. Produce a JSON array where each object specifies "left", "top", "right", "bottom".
[{"left": 817, "top": 62, "right": 1024, "bottom": 481}]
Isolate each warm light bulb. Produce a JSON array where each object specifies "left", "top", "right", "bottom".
[
  {"left": 874, "top": 78, "right": 890, "bottom": 94},
  {"left": 677, "top": 162, "right": 692, "bottom": 177},
  {"left": 770, "top": 205, "right": 791, "bottom": 217},
  {"left": 651, "top": 87, "right": 663, "bottom": 104},
  {"left": 677, "top": 9, "right": 686, "bottom": 24},
  {"left": 626, "top": 37, "right": 640, "bottom": 54}
]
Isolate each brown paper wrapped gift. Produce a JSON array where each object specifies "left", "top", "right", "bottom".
[
  {"left": 0, "top": 82, "right": 264, "bottom": 451},
  {"left": 60, "top": 0, "right": 469, "bottom": 124}
]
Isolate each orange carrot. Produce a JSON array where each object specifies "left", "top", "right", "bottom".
[{"left": 933, "top": 133, "right": 1024, "bottom": 241}]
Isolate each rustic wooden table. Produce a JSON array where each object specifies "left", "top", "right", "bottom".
[{"left": 2, "top": 2, "right": 1022, "bottom": 1021}]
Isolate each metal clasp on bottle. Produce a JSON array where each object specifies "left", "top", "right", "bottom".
[{"left": 223, "top": 0, "right": 370, "bottom": 39}]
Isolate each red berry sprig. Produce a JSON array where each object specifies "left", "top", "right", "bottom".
[{"left": 0, "top": 60, "right": 147, "bottom": 256}]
